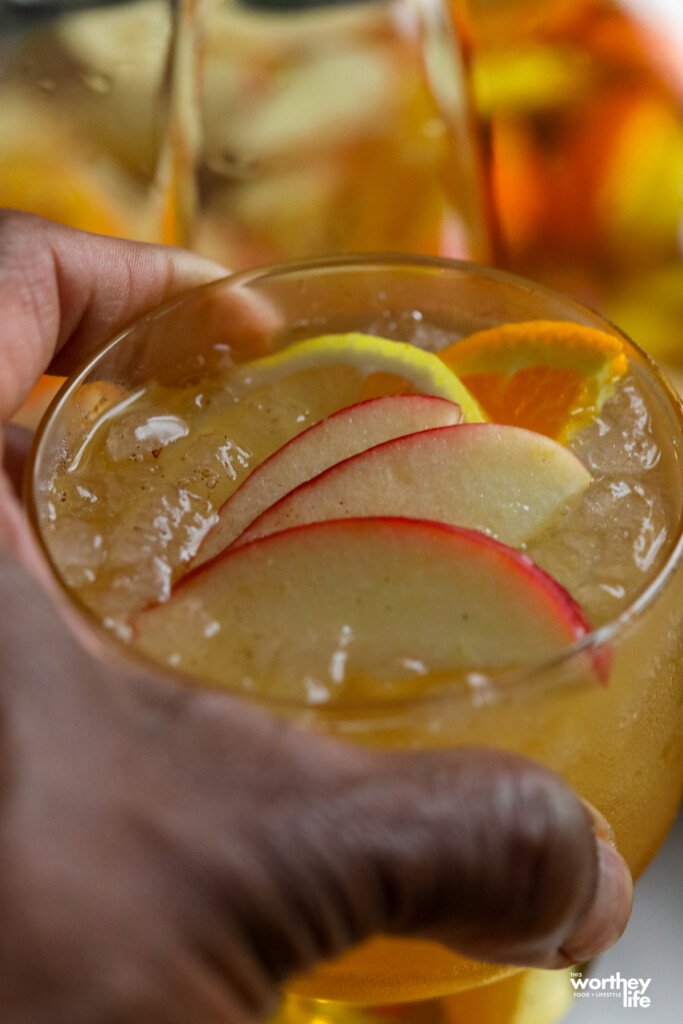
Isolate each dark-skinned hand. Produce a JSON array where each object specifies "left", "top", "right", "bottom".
[{"left": 0, "top": 211, "right": 632, "bottom": 1024}]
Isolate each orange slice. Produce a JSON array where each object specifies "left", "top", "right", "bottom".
[{"left": 437, "top": 320, "right": 628, "bottom": 443}]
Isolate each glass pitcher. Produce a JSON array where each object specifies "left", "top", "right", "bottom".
[{"left": 0, "top": 0, "right": 490, "bottom": 266}]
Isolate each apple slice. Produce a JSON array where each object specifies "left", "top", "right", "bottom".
[
  {"left": 133, "top": 518, "right": 593, "bottom": 700},
  {"left": 193, "top": 394, "right": 463, "bottom": 566},
  {"left": 234, "top": 424, "right": 592, "bottom": 551}
]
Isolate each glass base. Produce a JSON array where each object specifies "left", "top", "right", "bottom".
[{"left": 272, "top": 968, "right": 575, "bottom": 1024}]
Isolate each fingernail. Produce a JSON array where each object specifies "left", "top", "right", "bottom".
[
  {"left": 172, "top": 251, "right": 230, "bottom": 283},
  {"left": 559, "top": 839, "right": 633, "bottom": 963},
  {"left": 581, "top": 799, "right": 617, "bottom": 849}
]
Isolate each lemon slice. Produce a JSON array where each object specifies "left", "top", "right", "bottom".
[
  {"left": 236, "top": 333, "right": 485, "bottom": 423},
  {"left": 438, "top": 320, "right": 628, "bottom": 442}
]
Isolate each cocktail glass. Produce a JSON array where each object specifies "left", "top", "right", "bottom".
[{"left": 26, "top": 256, "right": 683, "bottom": 1024}]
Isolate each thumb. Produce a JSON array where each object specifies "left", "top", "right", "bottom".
[{"left": 231, "top": 737, "right": 633, "bottom": 982}]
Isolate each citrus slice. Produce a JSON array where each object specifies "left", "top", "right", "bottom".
[
  {"left": 437, "top": 320, "right": 628, "bottom": 442},
  {"left": 236, "top": 333, "right": 485, "bottom": 423}
]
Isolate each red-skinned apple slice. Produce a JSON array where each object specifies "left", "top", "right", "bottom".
[
  {"left": 233, "top": 424, "right": 592, "bottom": 551},
  {"left": 133, "top": 517, "right": 597, "bottom": 700},
  {"left": 193, "top": 394, "right": 462, "bottom": 567}
]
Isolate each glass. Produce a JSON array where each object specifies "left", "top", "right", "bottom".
[
  {"left": 0, "top": 0, "right": 487, "bottom": 263},
  {"left": 2, "top": 0, "right": 489, "bottom": 427},
  {"left": 3, "top": 0, "right": 682, "bottom": 375},
  {"left": 191, "top": 0, "right": 488, "bottom": 268},
  {"left": 0, "top": 0, "right": 174, "bottom": 242},
  {"left": 26, "top": 255, "right": 683, "bottom": 1023},
  {"left": 453, "top": 0, "right": 683, "bottom": 367}
]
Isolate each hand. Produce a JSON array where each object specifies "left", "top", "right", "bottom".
[{"left": 0, "top": 211, "right": 632, "bottom": 1023}]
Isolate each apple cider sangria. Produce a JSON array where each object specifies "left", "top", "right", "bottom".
[{"left": 28, "top": 257, "right": 683, "bottom": 1012}]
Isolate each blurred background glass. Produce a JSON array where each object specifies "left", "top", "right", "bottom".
[
  {"left": 0, "top": 0, "right": 172, "bottom": 242},
  {"left": 1, "top": 0, "right": 681, "bottom": 382},
  {"left": 453, "top": 0, "right": 683, "bottom": 370},
  {"left": 0, "top": 0, "right": 488, "bottom": 261},
  {"left": 1, "top": 0, "right": 494, "bottom": 426}
]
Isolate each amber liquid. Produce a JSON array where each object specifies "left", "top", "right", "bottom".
[{"left": 35, "top": 322, "right": 683, "bottom": 1013}]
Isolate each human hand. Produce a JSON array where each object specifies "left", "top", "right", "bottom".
[{"left": 0, "top": 211, "right": 632, "bottom": 1023}]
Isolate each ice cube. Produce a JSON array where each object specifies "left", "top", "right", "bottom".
[
  {"left": 47, "top": 518, "right": 106, "bottom": 588},
  {"left": 105, "top": 408, "right": 189, "bottom": 463}
]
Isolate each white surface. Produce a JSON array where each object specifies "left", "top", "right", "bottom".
[
  {"left": 622, "top": 0, "right": 683, "bottom": 42},
  {"left": 565, "top": 809, "right": 683, "bottom": 1023}
]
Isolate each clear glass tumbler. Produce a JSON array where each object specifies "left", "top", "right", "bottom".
[{"left": 27, "top": 256, "right": 683, "bottom": 1024}]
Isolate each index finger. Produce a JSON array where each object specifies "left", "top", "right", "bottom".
[{"left": 0, "top": 210, "right": 228, "bottom": 422}]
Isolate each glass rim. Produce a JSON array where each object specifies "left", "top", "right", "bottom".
[{"left": 25, "top": 252, "right": 683, "bottom": 718}]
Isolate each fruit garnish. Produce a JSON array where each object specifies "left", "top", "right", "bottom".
[
  {"left": 437, "top": 320, "right": 628, "bottom": 443},
  {"left": 233, "top": 423, "right": 592, "bottom": 551},
  {"left": 133, "top": 518, "right": 593, "bottom": 701},
  {"left": 193, "top": 394, "right": 463, "bottom": 566},
  {"left": 235, "top": 333, "right": 486, "bottom": 423}
]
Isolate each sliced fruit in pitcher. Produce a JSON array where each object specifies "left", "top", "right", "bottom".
[
  {"left": 133, "top": 518, "right": 593, "bottom": 700},
  {"left": 232, "top": 424, "right": 592, "bottom": 551},
  {"left": 437, "top": 320, "right": 628, "bottom": 443},
  {"left": 193, "top": 394, "right": 463, "bottom": 566}
]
